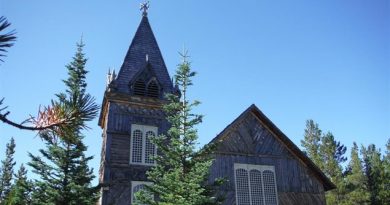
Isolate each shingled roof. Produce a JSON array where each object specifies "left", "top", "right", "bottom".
[
  {"left": 115, "top": 15, "right": 173, "bottom": 94},
  {"left": 210, "top": 104, "right": 336, "bottom": 191}
]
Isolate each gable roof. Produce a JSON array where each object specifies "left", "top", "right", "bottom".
[
  {"left": 115, "top": 15, "right": 173, "bottom": 94},
  {"left": 210, "top": 104, "right": 336, "bottom": 191}
]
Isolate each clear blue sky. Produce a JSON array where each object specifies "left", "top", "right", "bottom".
[{"left": 1, "top": 0, "right": 389, "bottom": 185}]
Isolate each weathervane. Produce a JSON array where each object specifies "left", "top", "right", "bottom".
[{"left": 140, "top": 1, "right": 150, "bottom": 16}]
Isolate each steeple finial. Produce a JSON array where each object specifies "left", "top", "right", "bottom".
[
  {"left": 140, "top": 1, "right": 150, "bottom": 17},
  {"left": 106, "top": 68, "right": 112, "bottom": 88}
]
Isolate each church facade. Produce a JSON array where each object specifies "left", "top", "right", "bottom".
[{"left": 98, "top": 10, "right": 334, "bottom": 205}]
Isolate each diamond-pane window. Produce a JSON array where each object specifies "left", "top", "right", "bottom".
[
  {"left": 131, "top": 130, "right": 143, "bottom": 163},
  {"left": 263, "top": 170, "right": 278, "bottom": 205},
  {"left": 250, "top": 169, "right": 264, "bottom": 205},
  {"left": 234, "top": 164, "right": 278, "bottom": 205},
  {"left": 130, "top": 124, "right": 157, "bottom": 165},
  {"left": 235, "top": 168, "right": 251, "bottom": 205},
  {"left": 145, "top": 131, "right": 156, "bottom": 164}
]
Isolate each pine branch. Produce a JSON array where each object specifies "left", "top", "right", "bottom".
[{"left": 0, "top": 16, "right": 16, "bottom": 63}]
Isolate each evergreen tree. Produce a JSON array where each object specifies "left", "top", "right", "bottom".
[
  {"left": 0, "top": 137, "right": 16, "bottom": 202},
  {"left": 380, "top": 138, "right": 390, "bottom": 204},
  {"left": 28, "top": 40, "right": 99, "bottom": 205},
  {"left": 361, "top": 144, "right": 386, "bottom": 205},
  {"left": 342, "top": 142, "right": 369, "bottom": 205},
  {"left": 301, "top": 119, "right": 323, "bottom": 169},
  {"left": 319, "top": 132, "right": 347, "bottom": 205},
  {"left": 136, "top": 52, "right": 222, "bottom": 205},
  {"left": 5, "top": 164, "right": 32, "bottom": 205}
]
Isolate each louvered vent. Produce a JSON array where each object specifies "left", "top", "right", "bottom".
[
  {"left": 134, "top": 79, "right": 146, "bottom": 96},
  {"left": 147, "top": 81, "right": 159, "bottom": 98}
]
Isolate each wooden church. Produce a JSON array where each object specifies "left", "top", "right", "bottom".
[{"left": 98, "top": 6, "right": 335, "bottom": 205}]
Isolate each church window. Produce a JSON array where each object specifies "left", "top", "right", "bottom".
[
  {"left": 134, "top": 79, "right": 146, "bottom": 96},
  {"left": 234, "top": 164, "right": 278, "bottom": 205},
  {"left": 146, "top": 80, "right": 159, "bottom": 98},
  {"left": 131, "top": 181, "right": 153, "bottom": 204},
  {"left": 131, "top": 129, "right": 143, "bottom": 163},
  {"left": 130, "top": 124, "right": 158, "bottom": 165},
  {"left": 145, "top": 131, "right": 156, "bottom": 164}
]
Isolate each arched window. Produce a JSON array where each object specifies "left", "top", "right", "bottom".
[
  {"left": 250, "top": 169, "right": 264, "bottom": 205},
  {"left": 145, "top": 131, "right": 156, "bottom": 164},
  {"left": 131, "top": 130, "right": 143, "bottom": 163},
  {"left": 133, "top": 79, "right": 146, "bottom": 96},
  {"left": 131, "top": 181, "right": 153, "bottom": 204},
  {"left": 146, "top": 80, "right": 159, "bottom": 98},
  {"left": 235, "top": 168, "right": 250, "bottom": 205},
  {"left": 263, "top": 170, "right": 278, "bottom": 205},
  {"left": 234, "top": 164, "right": 278, "bottom": 205},
  {"left": 130, "top": 124, "right": 157, "bottom": 165}
]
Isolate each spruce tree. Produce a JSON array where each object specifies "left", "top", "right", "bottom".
[
  {"left": 342, "top": 142, "right": 369, "bottom": 205},
  {"left": 28, "top": 40, "right": 99, "bottom": 205},
  {"left": 319, "top": 132, "right": 347, "bottom": 205},
  {"left": 136, "top": 52, "right": 222, "bottom": 205},
  {"left": 301, "top": 119, "right": 323, "bottom": 169},
  {"left": 0, "top": 137, "right": 16, "bottom": 202},
  {"left": 5, "top": 164, "right": 32, "bottom": 205},
  {"left": 361, "top": 144, "right": 386, "bottom": 205},
  {"left": 380, "top": 138, "right": 390, "bottom": 204}
]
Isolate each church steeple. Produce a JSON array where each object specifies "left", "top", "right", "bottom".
[
  {"left": 113, "top": 4, "right": 173, "bottom": 97},
  {"left": 98, "top": 6, "right": 174, "bottom": 204}
]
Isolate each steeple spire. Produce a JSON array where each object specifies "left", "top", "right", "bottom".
[
  {"left": 140, "top": 1, "right": 150, "bottom": 17},
  {"left": 114, "top": 1, "right": 173, "bottom": 95}
]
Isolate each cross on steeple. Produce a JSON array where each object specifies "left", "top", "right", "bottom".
[{"left": 140, "top": 1, "right": 150, "bottom": 16}]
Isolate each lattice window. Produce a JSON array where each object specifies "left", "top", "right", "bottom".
[
  {"left": 234, "top": 164, "right": 278, "bottom": 205},
  {"left": 263, "top": 170, "right": 278, "bottom": 205},
  {"left": 133, "top": 79, "right": 146, "bottom": 96},
  {"left": 147, "top": 80, "right": 159, "bottom": 98},
  {"left": 131, "top": 181, "right": 153, "bottom": 204},
  {"left": 250, "top": 169, "right": 264, "bottom": 205},
  {"left": 130, "top": 124, "right": 158, "bottom": 165},
  {"left": 235, "top": 168, "right": 251, "bottom": 205},
  {"left": 131, "top": 129, "right": 143, "bottom": 163},
  {"left": 145, "top": 131, "right": 156, "bottom": 164}
]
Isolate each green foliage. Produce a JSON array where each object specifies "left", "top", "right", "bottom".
[
  {"left": 361, "top": 143, "right": 389, "bottom": 205},
  {"left": 320, "top": 132, "right": 347, "bottom": 204},
  {"left": 301, "top": 120, "right": 322, "bottom": 169},
  {"left": 342, "top": 142, "right": 369, "bottom": 205},
  {"left": 4, "top": 164, "right": 33, "bottom": 205},
  {"left": 301, "top": 120, "right": 348, "bottom": 205},
  {"left": 136, "top": 52, "right": 223, "bottom": 205},
  {"left": 0, "top": 137, "right": 16, "bottom": 202},
  {"left": 381, "top": 139, "right": 390, "bottom": 204},
  {"left": 28, "top": 40, "right": 99, "bottom": 205},
  {"left": 301, "top": 120, "right": 389, "bottom": 205},
  {"left": 28, "top": 137, "right": 98, "bottom": 205}
]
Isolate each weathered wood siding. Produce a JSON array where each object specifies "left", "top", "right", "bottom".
[
  {"left": 100, "top": 102, "right": 169, "bottom": 205},
  {"left": 210, "top": 112, "right": 326, "bottom": 205}
]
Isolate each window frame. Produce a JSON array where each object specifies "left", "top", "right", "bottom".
[
  {"left": 234, "top": 163, "right": 279, "bottom": 205},
  {"left": 130, "top": 124, "right": 158, "bottom": 166},
  {"left": 131, "top": 181, "right": 153, "bottom": 204}
]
